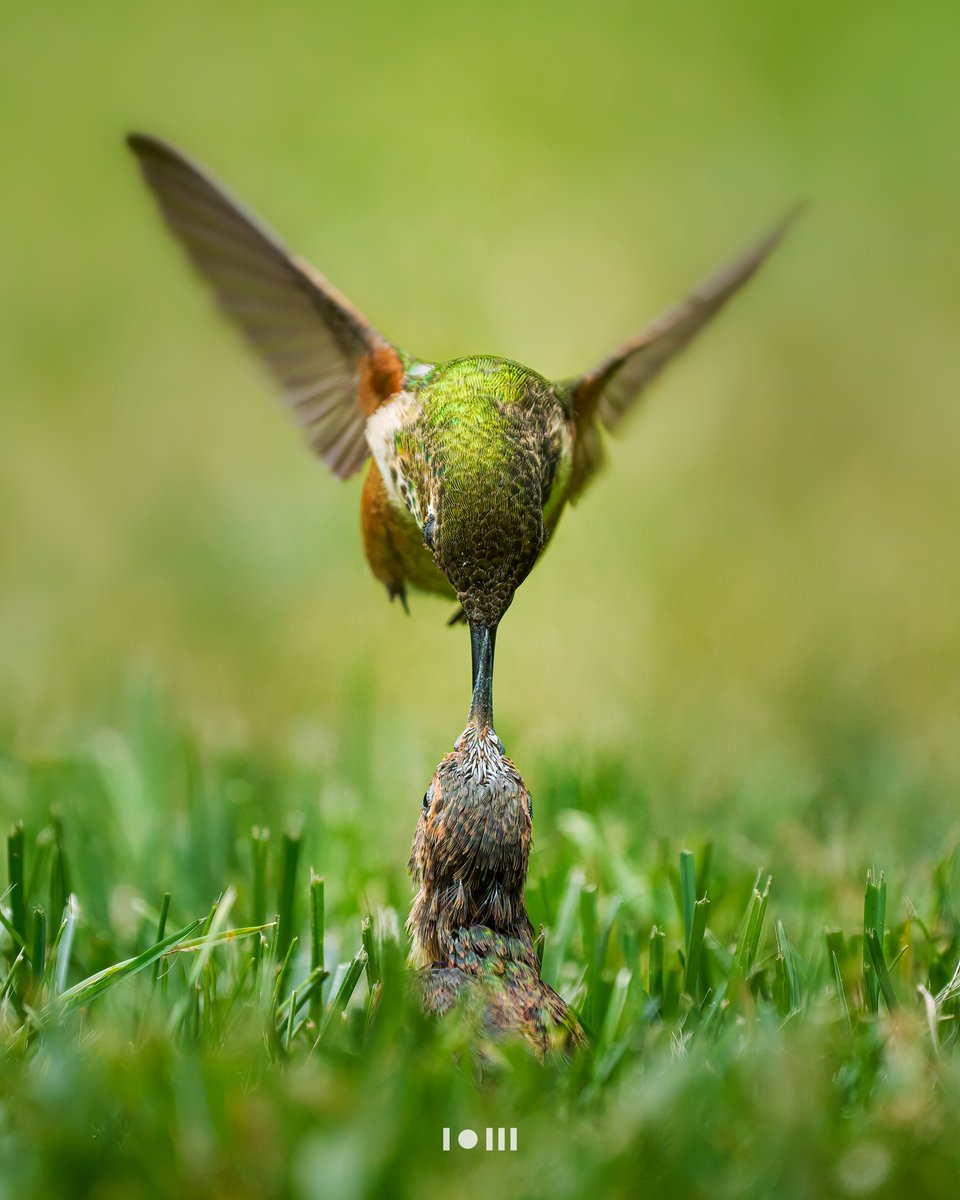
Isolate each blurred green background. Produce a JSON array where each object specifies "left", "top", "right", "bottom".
[{"left": 1, "top": 0, "right": 958, "bottom": 864}]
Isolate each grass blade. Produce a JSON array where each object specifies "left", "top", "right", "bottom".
[
  {"left": 864, "top": 870, "right": 887, "bottom": 1014},
  {"left": 49, "top": 895, "right": 79, "bottom": 997},
  {"left": 679, "top": 850, "right": 696, "bottom": 949},
  {"left": 541, "top": 869, "right": 584, "bottom": 988},
  {"left": 151, "top": 892, "right": 171, "bottom": 987},
  {"left": 865, "top": 928, "right": 898, "bottom": 1012},
  {"left": 361, "top": 916, "right": 380, "bottom": 988},
  {"left": 30, "top": 907, "right": 46, "bottom": 990},
  {"left": 649, "top": 925, "right": 665, "bottom": 1012},
  {"left": 734, "top": 873, "right": 771, "bottom": 979},
  {"left": 774, "top": 919, "right": 801, "bottom": 1016},
  {"left": 270, "top": 936, "right": 300, "bottom": 1050},
  {"left": 47, "top": 816, "right": 70, "bottom": 933},
  {"left": 825, "top": 928, "right": 851, "bottom": 1021},
  {"left": 682, "top": 896, "right": 710, "bottom": 1001},
  {"left": 592, "top": 967, "right": 632, "bottom": 1083},
  {"left": 166, "top": 889, "right": 240, "bottom": 1035},
  {"left": 7, "top": 822, "right": 26, "bottom": 951},
  {"left": 0, "top": 950, "right": 26, "bottom": 1008},
  {"left": 277, "top": 830, "right": 301, "bottom": 987},
  {"left": 579, "top": 885, "right": 599, "bottom": 1027},
  {"left": 316, "top": 949, "right": 367, "bottom": 1047},
  {"left": 309, "top": 871, "right": 325, "bottom": 1029},
  {"left": 251, "top": 827, "right": 270, "bottom": 950},
  {"left": 37, "top": 919, "right": 203, "bottom": 1023},
  {"left": 165, "top": 923, "right": 275, "bottom": 955},
  {"left": 0, "top": 904, "right": 26, "bottom": 955}
]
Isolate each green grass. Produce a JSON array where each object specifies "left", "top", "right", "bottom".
[{"left": 3, "top": 700, "right": 960, "bottom": 1199}]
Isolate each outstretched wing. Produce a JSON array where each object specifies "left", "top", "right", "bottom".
[
  {"left": 127, "top": 133, "right": 405, "bottom": 479},
  {"left": 564, "top": 209, "right": 801, "bottom": 499}
]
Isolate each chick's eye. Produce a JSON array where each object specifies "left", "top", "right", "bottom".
[{"left": 422, "top": 785, "right": 434, "bottom": 811}]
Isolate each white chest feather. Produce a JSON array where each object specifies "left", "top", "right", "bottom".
[{"left": 365, "top": 390, "right": 425, "bottom": 525}]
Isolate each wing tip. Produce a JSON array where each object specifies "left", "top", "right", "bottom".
[
  {"left": 126, "top": 132, "right": 202, "bottom": 177},
  {"left": 751, "top": 201, "right": 808, "bottom": 262},
  {"left": 781, "top": 199, "right": 810, "bottom": 227},
  {"left": 126, "top": 131, "right": 171, "bottom": 159}
]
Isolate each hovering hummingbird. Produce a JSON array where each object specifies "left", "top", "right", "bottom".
[{"left": 127, "top": 134, "right": 796, "bottom": 731}]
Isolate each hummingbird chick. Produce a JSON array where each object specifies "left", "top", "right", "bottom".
[
  {"left": 408, "top": 723, "right": 583, "bottom": 1056},
  {"left": 127, "top": 134, "right": 797, "bottom": 730}
]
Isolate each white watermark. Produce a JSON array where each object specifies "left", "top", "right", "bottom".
[{"left": 442, "top": 1127, "right": 518, "bottom": 1151}]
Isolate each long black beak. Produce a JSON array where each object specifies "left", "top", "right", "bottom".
[{"left": 469, "top": 622, "right": 498, "bottom": 730}]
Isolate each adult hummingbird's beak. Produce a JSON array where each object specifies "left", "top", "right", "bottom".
[{"left": 469, "top": 623, "right": 498, "bottom": 731}]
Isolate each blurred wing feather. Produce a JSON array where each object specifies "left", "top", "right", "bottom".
[
  {"left": 127, "top": 133, "right": 397, "bottom": 479},
  {"left": 566, "top": 209, "right": 800, "bottom": 498}
]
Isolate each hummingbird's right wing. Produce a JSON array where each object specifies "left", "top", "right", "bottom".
[
  {"left": 127, "top": 134, "right": 406, "bottom": 480},
  {"left": 563, "top": 209, "right": 800, "bottom": 500}
]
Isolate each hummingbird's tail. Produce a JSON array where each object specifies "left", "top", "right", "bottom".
[{"left": 469, "top": 623, "right": 498, "bottom": 731}]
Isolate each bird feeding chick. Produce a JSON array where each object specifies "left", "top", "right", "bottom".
[
  {"left": 127, "top": 133, "right": 796, "bottom": 733},
  {"left": 408, "top": 723, "right": 583, "bottom": 1056}
]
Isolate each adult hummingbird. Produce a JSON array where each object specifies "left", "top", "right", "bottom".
[{"left": 127, "top": 134, "right": 796, "bottom": 731}]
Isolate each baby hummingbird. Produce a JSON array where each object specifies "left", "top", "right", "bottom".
[
  {"left": 128, "top": 134, "right": 796, "bottom": 730},
  {"left": 408, "top": 721, "right": 583, "bottom": 1056}
]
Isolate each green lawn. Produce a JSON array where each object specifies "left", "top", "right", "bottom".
[
  {"left": 3, "top": 694, "right": 960, "bottom": 1198},
  {"left": 2, "top": 1, "right": 959, "bottom": 1195}
]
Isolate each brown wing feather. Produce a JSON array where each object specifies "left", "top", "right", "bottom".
[
  {"left": 566, "top": 208, "right": 801, "bottom": 498},
  {"left": 127, "top": 133, "right": 401, "bottom": 479}
]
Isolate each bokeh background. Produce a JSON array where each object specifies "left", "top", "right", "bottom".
[{"left": 2, "top": 0, "right": 958, "bottom": 871}]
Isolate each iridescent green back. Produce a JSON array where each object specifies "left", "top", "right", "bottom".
[{"left": 398, "top": 357, "right": 568, "bottom": 625}]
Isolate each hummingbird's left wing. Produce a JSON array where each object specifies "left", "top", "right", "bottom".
[
  {"left": 127, "top": 134, "right": 406, "bottom": 479},
  {"left": 564, "top": 209, "right": 801, "bottom": 500}
]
